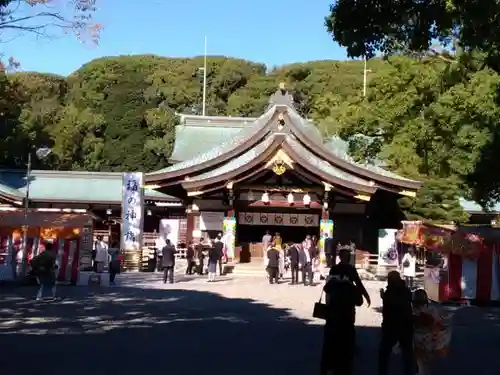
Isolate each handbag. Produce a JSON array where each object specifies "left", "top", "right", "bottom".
[
  {"left": 403, "top": 259, "right": 410, "bottom": 268},
  {"left": 313, "top": 290, "right": 329, "bottom": 320}
]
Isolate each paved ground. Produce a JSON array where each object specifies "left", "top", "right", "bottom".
[{"left": 1, "top": 272, "right": 499, "bottom": 375}]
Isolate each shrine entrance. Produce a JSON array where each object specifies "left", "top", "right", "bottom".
[{"left": 237, "top": 211, "right": 319, "bottom": 241}]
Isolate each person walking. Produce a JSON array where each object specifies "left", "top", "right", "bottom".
[
  {"left": 401, "top": 247, "right": 417, "bottom": 289},
  {"left": 300, "top": 238, "right": 316, "bottom": 286},
  {"left": 262, "top": 230, "right": 272, "bottom": 264},
  {"left": 378, "top": 271, "right": 414, "bottom": 375},
  {"left": 266, "top": 243, "right": 280, "bottom": 284},
  {"left": 324, "top": 234, "right": 335, "bottom": 268},
  {"left": 185, "top": 241, "right": 195, "bottom": 275},
  {"left": 161, "top": 239, "right": 177, "bottom": 284},
  {"left": 94, "top": 236, "right": 108, "bottom": 273},
  {"left": 320, "top": 249, "right": 364, "bottom": 375},
  {"left": 195, "top": 241, "right": 205, "bottom": 275},
  {"left": 413, "top": 289, "right": 450, "bottom": 375},
  {"left": 108, "top": 245, "right": 121, "bottom": 285},
  {"left": 30, "top": 242, "right": 58, "bottom": 301},
  {"left": 287, "top": 242, "right": 300, "bottom": 284},
  {"left": 155, "top": 236, "right": 166, "bottom": 272},
  {"left": 214, "top": 234, "right": 225, "bottom": 276},
  {"left": 207, "top": 240, "right": 221, "bottom": 282}
]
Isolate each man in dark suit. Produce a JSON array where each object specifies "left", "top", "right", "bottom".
[
  {"left": 185, "top": 241, "right": 195, "bottom": 275},
  {"left": 161, "top": 239, "right": 177, "bottom": 284},
  {"left": 287, "top": 242, "right": 300, "bottom": 284},
  {"left": 300, "top": 243, "right": 316, "bottom": 286},
  {"left": 324, "top": 235, "right": 335, "bottom": 268},
  {"left": 266, "top": 244, "right": 280, "bottom": 284},
  {"left": 214, "top": 234, "right": 225, "bottom": 275}
]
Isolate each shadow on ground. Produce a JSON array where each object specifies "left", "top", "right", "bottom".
[
  {"left": 0, "top": 285, "right": 387, "bottom": 375},
  {"left": 1, "top": 284, "right": 499, "bottom": 375}
]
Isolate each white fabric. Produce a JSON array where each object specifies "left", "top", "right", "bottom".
[
  {"left": 95, "top": 241, "right": 108, "bottom": 262},
  {"left": 278, "top": 250, "right": 285, "bottom": 275},
  {"left": 401, "top": 253, "right": 417, "bottom": 277}
]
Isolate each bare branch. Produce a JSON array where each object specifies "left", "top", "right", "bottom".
[{"left": 0, "top": 0, "right": 101, "bottom": 43}]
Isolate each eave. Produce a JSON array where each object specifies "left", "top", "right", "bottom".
[{"left": 286, "top": 109, "right": 423, "bottom": 191}]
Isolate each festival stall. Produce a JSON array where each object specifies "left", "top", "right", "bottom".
[
  {"left": 401, "top": 221, "right": 500, "bottom": 304},
  {"left": 0, "top": 211, "right": 94, "bottom": 284}
]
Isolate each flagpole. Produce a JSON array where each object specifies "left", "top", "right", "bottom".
[{"left": 202, "top": 36, "right": 207, "bottom": 116}]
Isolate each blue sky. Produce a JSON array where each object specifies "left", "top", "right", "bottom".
[{"left": 3, "top": 0, "right": 349, "bottom": 76}]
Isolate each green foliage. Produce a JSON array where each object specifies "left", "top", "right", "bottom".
[
  {"left": 325, "top": 0, "right": 500, "bottom": 72},
  {"left": 314, "top": 54, "right": 500, "bottom": 222},
  {"left": 2, "top": 53, "right": 500, "bottom": 223}
]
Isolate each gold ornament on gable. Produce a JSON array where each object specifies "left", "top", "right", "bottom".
[{"left": 272, "top": 160, "right": 287, "bottom": 175}]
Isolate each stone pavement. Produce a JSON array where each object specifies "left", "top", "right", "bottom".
[{"left": 1, "top": 273, "right": 499, "bottom": 375}]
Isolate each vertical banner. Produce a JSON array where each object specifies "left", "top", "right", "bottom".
[
  {"left": 222, "top": 216, "right": 236, "bottom": 262},
  {"left": 378, "top": 228, "right": 399, "bottom": 267},
  {"left": 319, "top": 219, "right": 334, "bottom": 262},
  {"left": 121, "top": 172, "right": 144, "bottom": 255}
]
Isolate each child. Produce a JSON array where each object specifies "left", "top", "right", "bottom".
[{"left": 412, "top": 289, "right": 450, "bottom": 375}]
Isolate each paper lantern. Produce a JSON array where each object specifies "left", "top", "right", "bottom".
[
  {"left": 303, "top": 193, "right": 311, "bottom": 206},
  {"left": 287, "top": 193, "right": 294, "bottom": 205},
  {"left": 261, "top": 193, "right": 269, "bottom": 204}
]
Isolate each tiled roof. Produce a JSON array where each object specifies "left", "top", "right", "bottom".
[
  {"left": 286, "top": 137, "right": 374, "bottom": 187},
  {"left": 149, "top": 105, "right": 277, "bottom": 175},
  {"left": 187, "top": 136, "right": 277, "bottom": 182},
  {"left": 459, "top": 198, "right": 500, "bottom": 214},
  {"left": 169, "top": 125, "right": 243, "bottom": 162},
  {"left": 0, "top": 179, "right": 23, "bottom": 200},
  {"left": 0, "top": 170, "right": 178, "bottom": 203}
]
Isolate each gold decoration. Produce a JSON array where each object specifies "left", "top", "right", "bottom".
[{"left": 272, "top": 160, "right": 287, "bottom": 175}]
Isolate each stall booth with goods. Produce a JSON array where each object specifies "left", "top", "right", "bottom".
[
  {"left": 401, "top": 221, "right": 500, "bottom": 304},
  {"left": 0, "top": 211, "right": 94, "bottom": 284}
]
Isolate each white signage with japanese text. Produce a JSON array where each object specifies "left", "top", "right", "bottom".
[
  {"left": 121, "top": 172, "right": 144, "bottom": 252},
  {"left": 200, "top": 211, "right": 224, "bottom": 231}
]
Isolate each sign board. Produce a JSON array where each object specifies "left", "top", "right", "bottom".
[
  {"left": 200, "top": 212, "right": 224, "bottom": 231},
  {"left": 121, "top": 172, "right": 144, "bottom": 253},
  {"left": 378, "top": 228, "right": 399, "bottom": 267}
]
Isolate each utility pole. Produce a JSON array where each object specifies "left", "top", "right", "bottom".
[
  {"left": 20, "top": 152, "right": 31, "bottom": 279},
  {"left": 201, "top": 36, "right": 207, "bottom": 116},
  {"left": 363, "top": 56, "right": 372, "bottom": 97}
]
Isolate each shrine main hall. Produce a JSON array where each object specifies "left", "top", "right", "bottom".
[{"left": 144, "top": 85, "right": 423, "bottom": 257}]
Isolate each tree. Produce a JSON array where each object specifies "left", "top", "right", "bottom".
[
  {"left": 0, "top": 0, "right": 100, "bottom": 43},
  {"left": 325, "top": 0, "right": 500, "bottom": 72},
  {"left": 314, "top": 55, "right": 500, "bottom": 222}
]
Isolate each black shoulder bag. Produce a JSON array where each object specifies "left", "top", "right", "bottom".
[{"left": 313, "top": 290, "right": 329, "bottom": 320}]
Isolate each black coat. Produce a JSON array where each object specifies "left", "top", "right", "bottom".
[
  {"left": 324, "top": 237, "right": 335, "bottom": 255},
  {"left": 161, "top": 244, "right": 177, "bottom": 267},
  {"left": 208, "top": 247, "right": 220, "bottom": 263},
  {"left": 267, "top": 248, "right": 280, "bottom": 268},
  {"left": 213, "top": 241, "right": 224, "bottom": 260},
  {"left": 287, "top": 245, "right": 300, "bottom": 265},
  {"left": 186, "top": 245, "right": 195, "bottom": 260}
]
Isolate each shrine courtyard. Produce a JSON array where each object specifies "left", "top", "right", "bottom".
[{"left": 0, "top": 274, "right": 499, "bottom": 375}]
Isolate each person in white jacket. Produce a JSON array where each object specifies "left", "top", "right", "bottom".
[
  {"left": 94, "top": 238, "right": 109, "bottom": 273},
  {"left": 401, "top": 247, "right": 417, "bottom": 289}
]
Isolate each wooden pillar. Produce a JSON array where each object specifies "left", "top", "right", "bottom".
[
  {"left": 320, "top": 185, "right": 332, "bottom": 264},
  {"left": 185, "top": 204, "right": 201, "bottom": 244},
  {"left": 225, "top": 183, "right": 236, "bottom": 262}
]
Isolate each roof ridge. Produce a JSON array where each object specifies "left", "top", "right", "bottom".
[
  {"left": 180, "top": 114, "right": 258, "bottom": 122},
  {"left": 149, "top": 105, "right": 278, "bottom": 176}
]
